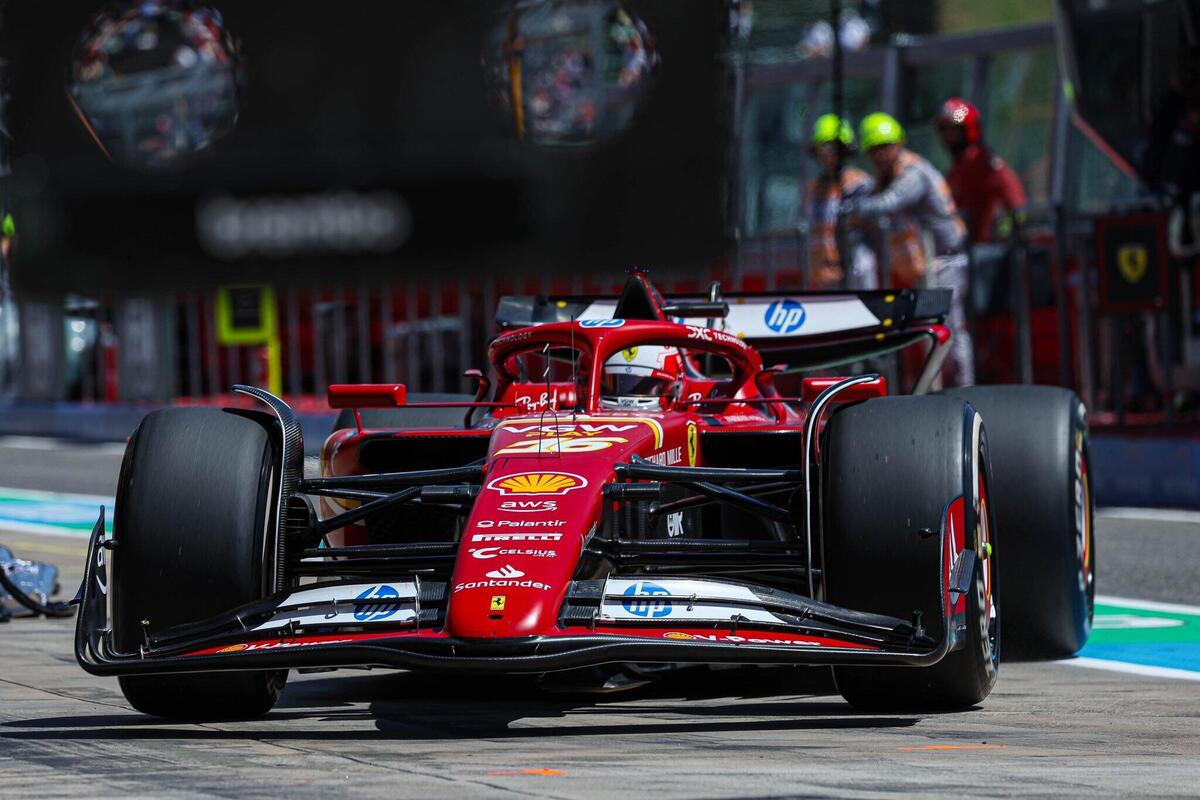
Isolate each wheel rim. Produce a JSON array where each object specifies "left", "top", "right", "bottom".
[
  {"left": 978, "top": 464, "right": 999, "bottom": 670},
  {"left": 1078, "top": 446, "right": 1095, "bottom": 623}
]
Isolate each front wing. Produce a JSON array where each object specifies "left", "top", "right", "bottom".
[{"left": 75, "top": 510, "right": 953, "bottom": 676}]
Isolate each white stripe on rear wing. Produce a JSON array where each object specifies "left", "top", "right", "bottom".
[{"left": 496, "top": 290, "right": 949, "bottom": 343}]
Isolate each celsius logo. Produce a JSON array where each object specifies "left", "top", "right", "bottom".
[
  {"left": 764, "top": 299, "right": 806, "bottom": 334},
  {"left": 470, "top": 547, "right": 557, "bottom": 560},
  {"left": 353, "top": 585, "right": 402, "bottom": 622},
  {"left": 621, "top": 581, "right": 672, "bottom": 618},
  {"left": 486, "top": 564, "right": 525, "bottom": 579}
]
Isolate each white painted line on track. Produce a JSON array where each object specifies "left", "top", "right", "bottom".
[
  {"left": 0, "top": 436, "right": 66, "bottom": 450},
  {"left": 1097, "top": 594, "right": 1200, "bottom": 616},
  {"left": 1097, "top": 507, "right": 1200, "bottom": 526},
  {"left": 0, "top": 436, "right": 126, "bottom": 455},
  {"left": 1058, "top": 657, "right": 1200, "bottom": 682}
]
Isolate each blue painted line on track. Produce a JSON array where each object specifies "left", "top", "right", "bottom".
[
  {"left": 0, "top": 488, "right": 114, "bottom": 536},
  {"left": 1078, "top": 642, "right": 1200, "bottom": 673}
]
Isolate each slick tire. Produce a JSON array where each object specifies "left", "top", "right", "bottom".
[
  {"left": 824, "top": 396, "right": 999, "bottom": 711},
  {"left": 113, "top": 408, "right": 286, "bottom": 720},
  {"left": 938, "top": 385, "right": 1094, "bottom": 659}
]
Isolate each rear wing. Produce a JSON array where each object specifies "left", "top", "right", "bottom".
[{"left": 495, "top": 287, "right": 951, "bottom": 371}]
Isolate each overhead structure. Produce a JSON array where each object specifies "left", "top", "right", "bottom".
[{"left": 483, "top": 0, "right": 659, "bottom": 147}]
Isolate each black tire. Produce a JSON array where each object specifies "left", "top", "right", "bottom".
[
  {"left": 824, "top": 396, "right": 999, "bottom": 710},
  {"left": 331, "top": 393, "right": 474, "bottom": 432},
  {"left": 939, "top": 385, "right": 1094, "bottom": 659},
  {"left": 113, "top": 408, "right": 286, "bottom": 719}
]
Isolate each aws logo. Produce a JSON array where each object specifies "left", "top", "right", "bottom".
[{"left": 486, "top": 472, "right": 588, "bottom": 496}]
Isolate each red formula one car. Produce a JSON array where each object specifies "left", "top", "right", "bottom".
[{"left": 75, "top": 274, "right": 1095, "bottom": 718}]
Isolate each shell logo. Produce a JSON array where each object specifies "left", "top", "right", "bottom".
[
  {"left": 487, "top": 471, "right": 588, "bottom": 496},
  {"left": 663, "top": 632, "right": 696, "bottom": 641},
  {"left": 217, "top": 643, "right": 249, "bottom": 653}
]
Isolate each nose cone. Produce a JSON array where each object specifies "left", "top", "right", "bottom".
[
  {"left": 445, "top": 469, "right": 597, "bottom": 639},
  {"left": 445, "top": 414, "right": 670, "bottom": 638}
]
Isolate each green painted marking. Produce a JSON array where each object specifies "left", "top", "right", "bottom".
[
  {"left": 1090, "top": 604, "right": 1200, "bottom": 646},
  {"left": 1082, "top": 601, "right": 1200, "bottom": 673}
]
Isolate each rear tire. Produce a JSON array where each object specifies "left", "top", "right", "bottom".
[
  {"left": 114, "top": 408, "right": 286, "bottom": 719},
  {"left": 939, "top": 385, "right": 1094, "bottom": 658},
  {"left": 824, "top": 396, "right": 999, "bottom": 710}
]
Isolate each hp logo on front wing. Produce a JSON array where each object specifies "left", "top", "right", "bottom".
[{"left": 622, "top": 581, "right": 672, "bottom": 618}]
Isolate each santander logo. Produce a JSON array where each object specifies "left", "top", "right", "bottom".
[{"left": 485, "top": 564, "right": 524, "bottom": 579}]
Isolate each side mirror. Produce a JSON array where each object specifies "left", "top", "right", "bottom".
[
  {"left": 801, "top": 375, "right": 888, "bottom": 402},
  {"left": 327, "top": 383, "right": 407, "bottom": 409}
]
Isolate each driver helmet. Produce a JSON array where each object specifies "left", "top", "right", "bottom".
[{"left": 601, "top": 345, "right": 681, "bottom": 409}]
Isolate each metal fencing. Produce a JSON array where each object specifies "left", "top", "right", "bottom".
[
  {"left": 0, "top": 20, "right": 1195, "bottom": 426},
  {"left": 730, "top": 20, "right": 1199, "bottom": 427}
]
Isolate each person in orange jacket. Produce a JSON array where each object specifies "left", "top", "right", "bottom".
[{"left": 800, "top": 114, "right": 877, "bottom": 289}]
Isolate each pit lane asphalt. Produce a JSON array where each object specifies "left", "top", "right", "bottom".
[{"left": 1, "top": 440, "right": 1198, "bottom": 799}]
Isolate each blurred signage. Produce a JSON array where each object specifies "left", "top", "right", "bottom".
[
  {"left": 216, "top": 285, "right": 281, "bottom": 395},
  {"left": 3, "top": 0, "right": 726, "bottom": 292},
  {"left": 197, "top": 191, "right": 411, "bottom": 260},
  {"left": 1095, "top": 214, "right": 1169, "bottom": 312}
]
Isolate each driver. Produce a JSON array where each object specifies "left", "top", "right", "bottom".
[{"left": 600, "top": 345, "right": 682, "bottom": 409}]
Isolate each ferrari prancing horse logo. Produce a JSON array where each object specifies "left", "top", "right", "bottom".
[
  {"left": 686, "top": 421, "right": 698, "bottom": 467},
  {"left": 1116, "top": 243, "right": 1148, "bottom": 284}
]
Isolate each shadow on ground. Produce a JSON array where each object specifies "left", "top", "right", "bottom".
[{"left": 2, "top": 665, "right": 935, "bottom": 740}]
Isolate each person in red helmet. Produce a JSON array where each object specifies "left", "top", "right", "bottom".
[{"left": 936, "top": 97, "right": 1026, "bottom": 244}]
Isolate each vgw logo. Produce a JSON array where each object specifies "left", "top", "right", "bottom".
[
  {"left": 621, "top": 581, "right": 672, "bottom": 618},
  {"left": 353, "top": 585, "right": 402, "bottom": 622},
  {"left": 764, "top": 299, "right": 806, "bottom": 334}
]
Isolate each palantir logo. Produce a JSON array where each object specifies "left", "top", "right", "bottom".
[
  {"left": 353, "top": 585, "right": 402, "bottom": 622},
  {"left": 764, "top": 299, "right": 806, "bottom": 334},
  {"left": 621, "top": 581, "right": 672, "bottom": 618}
]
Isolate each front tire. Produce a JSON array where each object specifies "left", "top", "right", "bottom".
[
  {"left": 823, "top": 396, "right": 999, "bottom": 710},
  {"left": 113, "top": 408, "right": 286, "bottom": 719},
  {"left": 939, "top": 385, "right": 1094, "bottom": 658}
]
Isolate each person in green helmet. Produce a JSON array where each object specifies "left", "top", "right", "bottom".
[
  {"left": 841, "top": 111, "right": 973, "bottom": 386},
  {"left": 0, "top": 213, "right": 13, "bottom": 262},
  {"left": 801, "top": 113, "right": 876, "bottom": 289}
]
